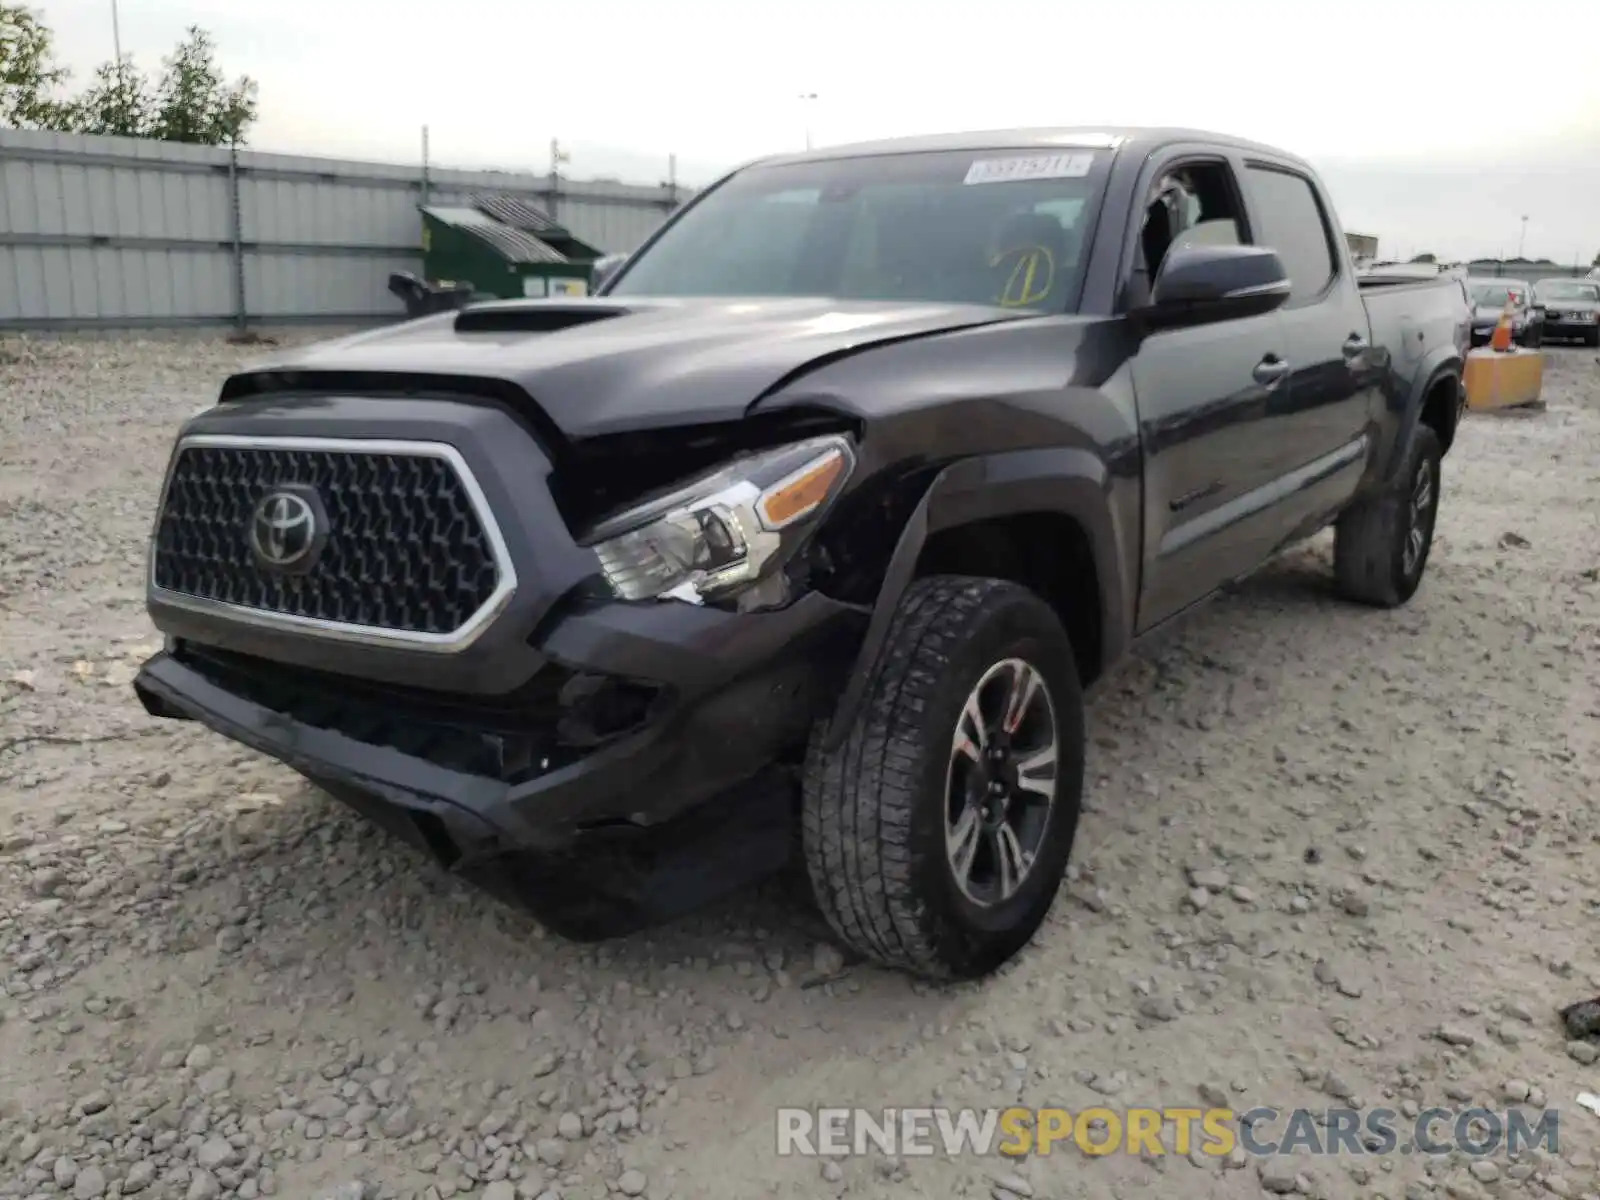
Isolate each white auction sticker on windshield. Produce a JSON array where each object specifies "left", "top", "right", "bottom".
[{"left": 963, "top": 153, "right": 1095, "bottom": 185}]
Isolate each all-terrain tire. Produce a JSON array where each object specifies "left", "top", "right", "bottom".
[
  {"left": 801, "top": 575, "right": 1085, "bottom": 980},
  {"left": 1333, "top": 425, "right": 1443, "bottom": 607}
]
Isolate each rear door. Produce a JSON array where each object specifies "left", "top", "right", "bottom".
[
  {"left": 1231, "top": 160, "right": 1377, "bottom": 551},
  {"left": 1237, "top": 161, "right": 1375, "bottom": 481}
]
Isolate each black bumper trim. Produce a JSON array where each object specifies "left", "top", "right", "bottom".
[{"left": 134, "top": 591, "right": 868, "bottom": 856}]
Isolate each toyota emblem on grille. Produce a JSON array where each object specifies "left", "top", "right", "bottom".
[{"left": 249, "top": 488, "right": 325, "bottom": 572}]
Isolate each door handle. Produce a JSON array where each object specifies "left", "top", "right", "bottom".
[{"left": 1252, "top": 355, "right": 1290, "bottom": 387}]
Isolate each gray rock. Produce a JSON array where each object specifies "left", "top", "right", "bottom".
[
  {"left": 196, "top": 1138, "right": 236, "bottom": 1170},
  {"left": 305, "top": 1095, "right": 348, "bottom": 1121},
  {"left": 1187, "top": 868, "right": 1230, "bottom": 892},
  {"left": 1258, "top": 1159, "right": 1299, "bottom": 1194},
  {"left": 194, "top": 1067, "right": 234, "bottom": 1096},
  {"left": 617, "top": 1170, "right": 647, "bottom": 1197},
  {"left": 187, "top": 1171, "right": 221, "bottom": 1200},
  {"left": 988, "top": 1173, "right": 1034, "bottom": 1197},
  {"left": 73, "top": 1165, "right": 107, "bottom": 1200},
  {"left": 535, "top": 1138, "right": 566, "bottom": 1167},
  {"left": 1566, "top": 1041, "right": 1599, "bottom": 1066},
  {"left": 120, "top": 1164, "right": 155, "bottom": 1200},
  {"left": 76, "top": 1090, "right": 111, "bottom": 1115},
  {"left": 1138, "top": 996, "right": 1178, "bottom": 1022},
  {"left": 812, "top": 942, "right": 845, "bottom": 977},
  {"left": 123, "top": 1161, "right": 156, "bottom": 1194},
  {"left": 379, "top": 1105, "right": 416, "bottom": 1139}
]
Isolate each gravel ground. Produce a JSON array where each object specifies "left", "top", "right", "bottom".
[{"left": 1, "top": 332, "right": 1599, "bottom": 1200}]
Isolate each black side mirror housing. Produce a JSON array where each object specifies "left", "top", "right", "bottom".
[{"left": 1135, "top": 244, "right": 1292, "bottom": 331}]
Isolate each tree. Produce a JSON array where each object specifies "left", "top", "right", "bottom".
[
  {"left": 150, "top": 26, "right": 258, "bottom": 146},
  {"left": 0, "top": 2, "right": 69, "bottom": 129},
  {"left": 2, "top": 9, "right": 257, "bottom": 145},
  {"left": 1592, "top": 250, "right": 1600, "bottom": 268},
  {"left": 67, "top": 56, "right": 154, "bottom": 138},
  {"left": 1410, "top": 253, "right": 1437, "bottom": 264}
]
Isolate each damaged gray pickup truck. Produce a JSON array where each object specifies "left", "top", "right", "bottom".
[{"left": 134, "top": 127, "right": 1469, "bottom": 980}]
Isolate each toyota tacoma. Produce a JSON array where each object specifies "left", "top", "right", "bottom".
[{"left": 134, "top": 127, "right": 1469, "bottom": 980}]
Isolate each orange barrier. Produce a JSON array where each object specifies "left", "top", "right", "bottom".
[{"left": 1464, "top": 346, "right": 1543, "bottom": 411}]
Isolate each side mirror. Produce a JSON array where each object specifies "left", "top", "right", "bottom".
[
  {"left": 1136, "top": 244, "right": 1291, "bottom": 330},
  {"left": 590, "top": 253, "right": 627, "bottom": 294}
]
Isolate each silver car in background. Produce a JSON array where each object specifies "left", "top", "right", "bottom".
[{"left": 1533, "top": 278, "right": 1600, "bottom": 347}]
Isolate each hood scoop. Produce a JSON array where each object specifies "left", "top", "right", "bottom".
[{"left": 455, "top": 300, "right": 634, "bottom": 334}]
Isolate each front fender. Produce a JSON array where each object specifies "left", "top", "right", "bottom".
[{"left": 822, "top": 446, "right": 1132, "bottom": 750}]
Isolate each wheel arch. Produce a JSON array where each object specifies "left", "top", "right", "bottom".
[
  {"left": 1384, "top": 353, "right": 1463, "bottom": 483},
  {"left": 821, "top": 447, "right": 1132, "bottom": 751}
]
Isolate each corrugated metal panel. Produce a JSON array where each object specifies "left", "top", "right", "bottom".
[
  {"left": 422, "top": 206, "right": 567, "bottom": 265},
  {"left": 471, "top": 193, "right": 562, "bottom": 234},
  {"left": 0, "top": 127, "right": 692, "bottom": 328}
]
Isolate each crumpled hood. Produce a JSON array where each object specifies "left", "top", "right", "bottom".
[{"left": 224, "top": 297, "right": 1035, "bottom": 440}]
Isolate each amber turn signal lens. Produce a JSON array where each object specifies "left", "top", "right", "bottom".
[{"left": 757, "top": 449, "right": 848, "bottom": 529}]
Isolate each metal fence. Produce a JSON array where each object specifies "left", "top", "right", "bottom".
[
  {"left": 0, "top": 128, "right": 692, "bottom": 332},
  {"left": 1464, "top": 261, "right": 1595, "bottom": 281}
]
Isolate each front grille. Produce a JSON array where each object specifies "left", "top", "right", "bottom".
[{"left": 151, "top": 439, "right": 508, "bottom": 639}]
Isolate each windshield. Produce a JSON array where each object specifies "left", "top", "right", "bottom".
[
  {"left": 1537, "top": 280, "right": 1600, "bottom": 302},
  {"left": 1471, "top": 282, "right": 1525, "bottom": 307},
  {"left": 607, "top": 148, "right": 1109, "bottom": 312}
]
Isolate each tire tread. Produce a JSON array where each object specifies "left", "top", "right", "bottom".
[{"left": 802, "top": 576, "right": 1046, "bottom": 977}]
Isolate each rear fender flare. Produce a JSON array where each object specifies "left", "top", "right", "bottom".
[
  {"left": 822, "top": 447, "right": 1127, "bottom": 750},
  {"left": 1383, "top": 351, "right": 1462, "bottom": 482}
]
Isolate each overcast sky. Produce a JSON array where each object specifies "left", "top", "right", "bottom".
[{"left": 35, "top": 0, "right": 1600, "bottom": 265}]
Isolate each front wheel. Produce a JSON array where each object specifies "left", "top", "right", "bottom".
[
  {"left": 1333, "top": 425, "right": 1443, "bottom": 607},
  {"left": 1586, "top": 327, "right": 1600, "bottom": 349},
  {"left": 801, "top": 576, "right": 1084, "bottom": 980}
]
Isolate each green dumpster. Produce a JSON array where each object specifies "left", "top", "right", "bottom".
[{"left": 419, "top": 195, "right": 604, "bottom": 301}]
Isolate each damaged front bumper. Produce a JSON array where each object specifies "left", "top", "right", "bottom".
[{"left": 133, "top": 590, "right": 866, "bottom": 870}]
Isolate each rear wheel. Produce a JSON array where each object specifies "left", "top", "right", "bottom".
[
  {"left": 1333, "top": 425, "right": 1443, "bottom": 608},
  {"left": 801, "top": 576, "right": 1084, "bottom": 980}
]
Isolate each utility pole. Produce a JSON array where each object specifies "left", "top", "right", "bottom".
[
  {"left": 420, "top": 125, "right": 431, "bottom": 207},
  {"left": 548, "top": 138, "right": 570, "bottom": 222},
  {"left": 798, "top": 92, "right": 818, "bottom": 150},
  {"left": 1518, "top": 215, "right": 1528, "bottom": 261},
  {"left": 110, "top": 0, "right": 122, "bottom": 62}
]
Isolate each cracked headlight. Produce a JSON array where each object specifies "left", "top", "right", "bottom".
[{"left": 589, "top": 435, "right": 855, "bottom": 606}]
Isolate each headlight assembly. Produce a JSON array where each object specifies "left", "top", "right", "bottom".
[{"left": 588, "top": 435, "right": 855, "bottom": 606}]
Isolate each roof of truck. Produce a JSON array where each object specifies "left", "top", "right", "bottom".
[{"left": 751, "top": 126, "right": 1305, "bottom": 169}]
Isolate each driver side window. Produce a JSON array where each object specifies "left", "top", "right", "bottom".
[{"left": 1125, "top": 160, "right": 1249, "bottom": 310}]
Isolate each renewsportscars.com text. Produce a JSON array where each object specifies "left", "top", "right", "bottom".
[{"left": 775, "top": 1105, "right": 1561, "bottom": 1159}]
